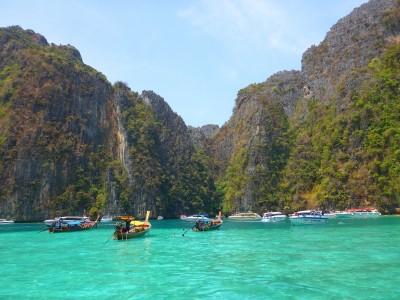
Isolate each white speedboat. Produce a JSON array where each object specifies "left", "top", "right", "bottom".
[
  {"left": 100, "top": 215, "right": 114, "bottom": 223},
  {"left": 44, "top": 216, "right": 90, "bottom": 227},
  {"left": 261, "top": 212, "right": 287, "bottom": 223},
  {"left": 323, "top": 212, "right": 337, "bottom": 219},
  {"left": 180, "top": 214, "right": 210, "bottom": 222},
  {"left": 157, "top": 216, "right": 164, "bottom": 220},
  {"left": 349, "top": 208, "right": 381, "bottom": 218},
  {"left": 289, "top": 210, "right": 328, "bottom": 225},
  {"left": 228, "top": 212, "right": 262, "bottom": 221},
  {"left": 0, "top": 219, "right": 14, "bottom": 224},
  {"left": 334, "top": 211, "right": 354, "bottom": 218}
]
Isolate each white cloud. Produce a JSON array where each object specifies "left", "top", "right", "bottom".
[{"left": 177, "top": 0, "right": 309, "bottom": 55}]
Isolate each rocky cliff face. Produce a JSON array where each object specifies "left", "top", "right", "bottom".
[
  {"left": 0, "top": 26, "right": 219, "bottom": 220},
  {"left": 211, "top": 0, "right": 399, "bottom": 213},
  {"left": 0, "top": 26, "right": 114, "bottom": 220},
  {"left": 302, "top": 0, "right": 395, "bottom": 102},
  {"left": 188, "top": 124, "right": 219, "bottom": 149}
]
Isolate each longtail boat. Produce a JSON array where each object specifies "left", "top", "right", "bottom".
[
  {"left": 48, "top": 216, "right": 99, "bottom": 233},
  {"left": 113, "top": 211, "right": 151, "bottom": 240},
  {"left": 192, "top": 212, "right": 223, "bottom": 232}
]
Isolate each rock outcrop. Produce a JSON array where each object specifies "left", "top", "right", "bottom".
[{"left": 188, "top": 124, "right": 219, "bottom": 149}]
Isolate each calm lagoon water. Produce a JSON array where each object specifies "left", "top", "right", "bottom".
[{"left": 1, "top": 217, "right": 400, "bottom": 299}]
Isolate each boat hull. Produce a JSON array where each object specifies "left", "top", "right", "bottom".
[
  {"left": 290, "top": 216, "right": 328, "bottom": 225},
  {"left": 100, "top": 218, "right": 113, "bottom": 223},
  {"left": 181, "top": 216, "right": 210, "bottom": 222},
  {"left": 0, "top": 220, "right": 14, "bottom": 224},
  {"left": 261, "top": 216, "right": 287, "bottom": 223},
  {"left": 352, "top": 212, "right": 381, "bottom": 218},
  {"left": 48, "top": 222, "right": 97, "bottom": 233},
  {"left": 113, "top": 227, "right": 151, "bottom": 240},
  {"left": 228, "top": 216, "right": 262, "bottom": 221},
  {"left": 192, "top": 222, "right": 222, "bottom": 232}
]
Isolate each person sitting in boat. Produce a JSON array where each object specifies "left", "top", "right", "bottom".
[
  {"left": 194, "top": 220, "right": 206, "bottom": 231},
  {"left": 124, "top": 220, "right": 131, "bottom": 232}
]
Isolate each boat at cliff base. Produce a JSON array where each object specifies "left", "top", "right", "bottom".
[
  {"left": 192, "top": 212, "right": 223, "bottom": 232},
  {"left": 44, "top": 216, "right": 91, "bottom": 227},
  {"left": 100, "top": 215, "right": 114, "bottom": 223},
  {"left": 180, "top": 214, "right": 210, "bottom": 222},
  {"left": 48, "top": 216, "right": 99, "bottom": 233},
  {"left": 228, "top": 212, "right": 262, "bottom": 221},
  {"left": 0, "top": 219, "right": 14, "bottom": 224},
  {"left": 347, "top": 208, "right": 381, "bottom": 218},
  {"left": 334, "top": 208, "right": 381, "bottom": 218},
  {"left": 261, "top": 212, "right": 287, "bottom": 223},
  {"left": 289, "top": 210, "right": 328, "bottom": 225},
  {"left": 113, "top": 211, "right": 151, "bottom": 240}
]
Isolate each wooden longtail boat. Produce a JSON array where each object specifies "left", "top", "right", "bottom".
[
  {"left": 192, "top": 212, "right": 223, "bottom": 232},
  {"left": 113, "top": 211, "right": 151, "bottom": 240},
  {"left": 48, "top": 216, "right": 99, "bottom": 233}
]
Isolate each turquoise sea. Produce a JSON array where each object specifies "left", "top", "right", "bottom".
[{"left": 1, "top": 217, "right": 400, "bottom": 299}]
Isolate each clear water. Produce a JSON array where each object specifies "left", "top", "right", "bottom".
[{"left": 1, "top": 217, "right": 400, "bottom": 299}]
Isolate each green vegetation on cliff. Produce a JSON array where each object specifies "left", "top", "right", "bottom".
[{"left": 281, "top": 42, "right": 400, "bottom": 212}]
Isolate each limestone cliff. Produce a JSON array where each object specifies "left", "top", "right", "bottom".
[
  {"left": 211, "top": 0, "right": 400, "bottom": 213},
  {"left": 0, "top": 26, "right": 219, "bottom": 220}
]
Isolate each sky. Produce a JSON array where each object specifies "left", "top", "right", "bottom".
[{"left": 0, "top": 0, "right": 366, "bottom": 127}]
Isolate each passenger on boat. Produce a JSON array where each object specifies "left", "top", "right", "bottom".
[{"left": 125, "top": 221, "right": 130, "bottom": 231}]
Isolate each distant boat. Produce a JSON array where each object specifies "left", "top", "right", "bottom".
[
  {"left": 289, "top": 210, "right": 328, "bottom": 225},
  {"left": 100, "top": 215, "right": 114, "bottom": 223},
  {"left": 0, "top": 219, "right": 14, "bottom": 224},
  {"left": 228, "top": 212, "right": 262, "bottom": 221},
  {"left": 335, "top": 211, "right": 354, "bottom": 218},
  {"left": 348, "top": 208, "right": 381, "bottom": 218},
  {"left": 48, "top": 216, "right": 99, "bottom": 233},
  {"left": 113, "top": 211, "right": 151, "bottom": 240},
  {"left": 261, "top": 212, "right": 287, "bottom": 223},
  {"left": 192, "top": 212, "right": 223, "bottom": 232},
  {"left": 157, "top": 216, "right": 164, "bottom": 220},
  {"left": 323, "top": 212, "right": 337, "bottom": 219},
  {"left": 180, "top": 214, "right": 210, "bottom": 222},
  {"left": 44, "top": 216, "right": 90, "bottom": 227},
  {"left": 334, "top": 208, "right": 381, "bottom": 219}
]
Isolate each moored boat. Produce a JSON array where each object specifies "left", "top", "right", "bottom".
[
  {"left": 157, "top": 216, "right": 164, "bottom": 220},
  {"left": 113, "top": 211, "right": 151, "bottom": 240},
  {"left": 289, "top": 210, "right": 328, "bottom": 225},
  {"left": 334, "top": 211, "right": 354, "bottom": 218},
  {"left": 100, "top": 215, "right": 114, "bottom": 223},
  {"left": 192, "top": 212, "right": 223, "bottom": 232},
  {"left": 180, "top": 214, "right": 210, "bottom": 222},
  {"left": 44, "top": 216, "right": 90, "bottom": 227},
  {"left": 228, "top": 212, "right": 262, "bottom": 221},
  {"left": 48, "top": 216, "right": 98, "bottom": 233},
  {"left": 323, "top": 212, "right": 337, "bottom": 219},
  {"left": 261, "top": 212, "right": 287, "bottom": 223},
  {"left": 348, "top": 208, "right": 381, "bottom": 218},
  {"left": 0, "top": 218, "right": 14, "bottom": 224}
]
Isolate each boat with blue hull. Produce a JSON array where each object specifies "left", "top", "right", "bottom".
[
  {"left": 48, "top": 216, "right": 99, "bottom": 233},
  {"left": 290, "top": 210, "right": 328, "bottom": 225}
]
